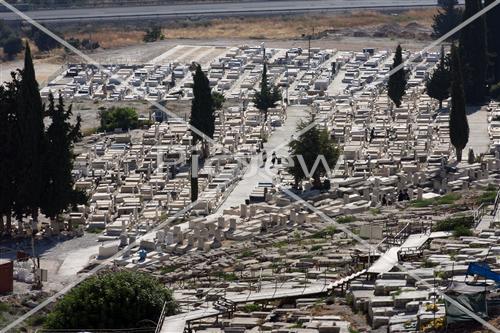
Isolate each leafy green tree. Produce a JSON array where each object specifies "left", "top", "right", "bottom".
[
  {"left": 387, "top": 44, "right": 407, "bottom": 108},
  {"left": 189, "top": 64, "right": 215, "bottom": 157},
  {"left": 45, "top": 270, "right": 177, "bottom": 330},
  {"left": 459, "top": 0, "right": 488, "bottom": 104},
  {"left": 485, "top": 0, "right": 500, "bottom": 83},
  {"left": 0, "top": 72, "right": 21, "bottom": 233},
  {"left": 426, "top": 46, "right": 450, "bottom": 109},
  {"left": 13, "top": 44, "right": 46, "bottom": 229},
  {"left": 212, "top": 91, "right": 225, "bottom": 111},
  {"left": 99, "top": 107, "right": 139, "bottom": 132},
  {"left": 449, "top": 43, "right": 469, "bottom": 162},
  {"left": 254, "top": 63, "right": 281, "bottom": 122},
  {"left": 3, "top": 35, "right": 23, "bottom": 60},
  {"left": 288, "top": 118, "right": 339, "bottom": 189},
  {"left": 41, "top": 93, "right": 86, "bottom": 229},
  {"left": 432, "top": 0, "right": 463, "bottom": 40}
]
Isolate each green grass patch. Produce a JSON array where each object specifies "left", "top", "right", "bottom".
[
  {"left": 239, "top": 249, "right": 255, "bottom": 258},
  {"left": 86, "top": 227, "right": 104, "bottom": 234},
  {"left": 0, "top": 303, "right": 10, "bottom": 313},
  {"left": 216, "top": 272, "right": 238, "bottom": 281},
  {"left": 411, "top": 193, "right": 461, "bottom": 207},
  {"left": 370, "top": 208, "right": 381, "bottom": 215},
  {"left": 433, "top": 215, "right": 474, "bottom": 232},
  {"left": 273, "top": 240, "right": 288, "bottom": 248},
  {"left": 453, "top": 225, "right": 473, "bottom": 237},
  {"left": 242, "top": 303, "right": 261, "bottom": 313},
  {"left": 477, "top": 191, "right": 497, "bottom": 205},
  {"left": 336, "top": 215, "right": 356, "bottom": 224},
  {"left": 159, "top": 266, "right": 179, "bottom": 274},
  {"left": 310, "top": 245, "right": 322, "bottom": 252}
]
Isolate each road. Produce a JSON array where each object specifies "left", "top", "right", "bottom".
[{"left": 0, "top": 0, "right": 453, "bottom": 22}]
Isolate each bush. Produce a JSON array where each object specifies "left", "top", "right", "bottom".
[
  {"left": 3, "top": 36, "right": 23, "bottom": 59},
  {"left": 337, "top": 215, "right": 356, "bottom": 224},
  {"left": 33, "top": 29, "right": 59, "bottom": 52},
  {"left": 477, "top": 190, "right": 497, "bottom": 205},
  {"left": 99, "top": 107, "right": 139, "bottom": 132},
  {"left": 433, "top": 215, "right": 474, "bottom": 233},
  {"left": 143, "top": 25, "right": 164, "bottom": 42},
  {"left": 45, "top": 270, "right": 177, "bottom": 330},
  {"left": 242, "top": 303, "right": 260, "bottom": 313},
  {"left": 453, "top": 225, "right": 473, "bottom": 237}
]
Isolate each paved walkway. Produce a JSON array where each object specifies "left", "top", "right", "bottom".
[
  {"left": 465, "top": 106, "right": 489, "bottom": 155},
  {"left": 214, "top": 105, "right": 308, "bottom": 214}
]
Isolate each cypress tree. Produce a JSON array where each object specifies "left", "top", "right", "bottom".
[
  {"left": 13, "top": 44, "right": 46, "bottom": 230},
  {"left": 387, "top": 44, "right": 407, "bottom": 108},
  {"left": 189, "top": 64, "right": 215, "bottom": 157},
  {"left": 0, "top": 72, "right": 20, "bottom": 234},
  {"left": 190, "top": 176, "right": 198, "bottom": 202},
  {"left": 485, "top": 0, "right": 500, "bottom": 83},
  {"left": 426, "top": 46, "right": 451, "bottom": 109},
  {"left": 459, "top": 0, "right": 488, "bottom": 104},
  {"left": 449, "top": 44, "right": 469, "bottom": 162},
  {"left": 432, "top": 0, "right": 463, "bottom": 40},
  {"left": 41, "top": 93, "right": 85, "bottom": 230},
  {"left": 254, "top": 63, "right": 281, "bottom": 122}
]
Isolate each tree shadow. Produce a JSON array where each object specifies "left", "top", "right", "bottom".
[{"left": 466, "top": 105, "right": 484, "bottom": 115}]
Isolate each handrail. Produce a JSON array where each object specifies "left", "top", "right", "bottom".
[{"left": 154, "top": 300, "right": 169, "bottom": 333}]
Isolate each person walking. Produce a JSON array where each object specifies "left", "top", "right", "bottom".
[
  {"left": 261, "top": 150, "right": 267, "bottom": 168},
  {"left": 271, "top": 151, "right": 277, "bottom": 167}
]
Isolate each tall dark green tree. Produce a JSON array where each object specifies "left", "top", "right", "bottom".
[
  {"left": 426, "top": 46, "right": 451, "bottom": 109},
  {"left": 0, "top": 72, "right": 21, "bottom": 233},
  {"left": 41, "top": 93, "right": 85, "bottom": 229},
  {"left": 387, "top": 44, "right": 407, "bottom": 108},
  {"left": 189, "top": 64, "right": 215, "bottom": 156},
  {"left": 449, "top": 44, "right": 469, "bottom": 162},
  {"left": 288, "top": 118, "right": 339, "bottom": 189},
  {"left": 13, "top": 44, "right": 46, "bottom": 230},
  {"left": 254, "top": 63, "right": 281, "bottom": 122},
  {"left": 485, "top": 0, "right": 500, "bottom": 83},
  {"left": 459, "top": 0, "right": 488, "bottom": 104},
  {"left": 432, "top": 0, "right": 463, "bottom": 40}
]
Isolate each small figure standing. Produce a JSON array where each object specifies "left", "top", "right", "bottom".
[
  {"left": 271, "top": 151, "right": 277, "bottom": 167},
  {"left": 261, "top": 150, "right": 267, "bottom": 168}
]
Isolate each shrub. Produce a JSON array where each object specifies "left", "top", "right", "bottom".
[
  {"left": 99, "top": 107, "right": 139, "bottom": 132},
  {"left": 337, "top": 215, "right": 355, "bottom": 224},
  {"left": 453, "top": 225, "right": 473, "bottom": 237},
  {"left": 477, "top": 190, "right": 497, "bottom": 205},
  {"left": 45, "top": 270, "right": 176, "bottom": 330},
  {"left": 433, "top": 215, "right": 474, "bottom": 232},
  {"left": 3, "top": 35, "right": 23, "bottom": 59},
  {"left": 242, "top": 303, "right": 260, "bottom": 313}
]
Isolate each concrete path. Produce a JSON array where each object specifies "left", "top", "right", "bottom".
[
  {"left": 214, "top": 105, "right": 308, "bottom": 214},
  {"left": 465, "top": 106, "right": 489, "bottom": 155}
]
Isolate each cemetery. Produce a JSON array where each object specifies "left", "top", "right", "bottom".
[{"left": 3, "top": 42, "right": 500, "bottom": 332}]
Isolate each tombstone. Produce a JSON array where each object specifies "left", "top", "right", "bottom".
[
  {"left": 166, "top": 232, "right": 174, "bottom": 245},
  {"left": 417, "top": 188, "right": 423, "bottom": 200},
  {"left": 363, "top": 188, "right": 370, "bottom": 200},
  {"left": 290, "top": 210, "right": 298, "bottom": 223},
  {"left": 229, "top": 218, "right": 237, "bottom": 231},
  {"left": 249, "top": 205, "right": 257, "bottom": 217},
  {"left": 218, "top": 216, "right": 226, "bottom": 229},
  {"left": 157, "top": 230, "right": 166, "bottom": 243},
  {"left": 207, "top": 222, "right": 216, "bottom": 237},
  {"left": 240, "top": 204, "right": 248, "bottom": 218},
  {"left": 343, "top": 193, "right": 350, "bottom": 205}
]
